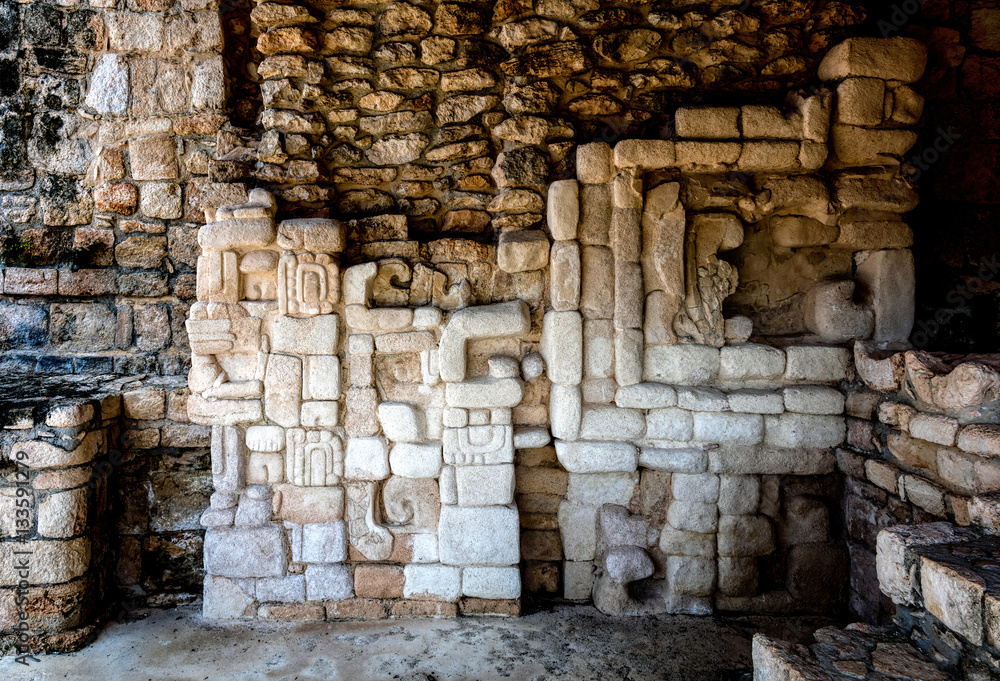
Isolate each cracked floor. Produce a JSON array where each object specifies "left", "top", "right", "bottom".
[{"left": 1, "top": 604, "right": 836, "bottom": 681}]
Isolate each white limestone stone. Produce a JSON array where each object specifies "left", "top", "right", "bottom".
[
  {"left": 614, "top": 328, "right": 643, "bottom": 387},
  {"left": 584, "top": 319, "right": 614, "bottom": 378},
  {"left": 300, "top": 402, "right": 339, "bottom": 427},
  {"left": 718, "top": 344, "right": 785, "bottom": 382},
  {"left": 727, "top": 390, "right": 784, "bottom": 414},
  {"left": 45, "top": 401, "right": 94, "bottom": 428},
  {"left": 613, "top": 139, "right": 676, "bottom": 170},
  {"left": 578, "top": 407, "right": 646, "bottom": 441},
  {"left": 389, "top": 442, "right": 442, "bottom": 478},
  {"left": 413, "top": 306, "right": 443, "bottom": 328},
  {"left": 303, "top": 355, "right": 341, "bottom": 401},
  {"left": 462, "top": 566, "right": 521, "bottom": 599},
  {"left": 513, "top": 427, "right": 551, "bottom": 449},
  {"left": 717, "top": 515, "right": 775, "bottom": 557},
  {"left": 693, "top": 412, "right": 764, "bottom": 445},
  {"left": 541, "top": 310, "right": 583, "bottom": 386},
  {"left": 763, "top": 413, "right": 845, "bottom": 448},
  {"left": 559, "top": 501, "right": 598, "bottom": 560},
  {"left": 876, "top": 522, "right": 962, "bottom": 606},
  {"left": 439, "top": 300, "right": 531, "bottom": 383},
  {"left": 343, "top": 261, "right": 377, "bottom": 306},
  {"left": 344, "top": 305, "right": 414, "bottom": 332},
  {"left": 204, "top": 526, "right": 288, "bottom": 578},
  {"left": 438, "top": 505, "right": 520, "bottom": 566},
  {"left": 784, "top": 346, "right": 850, "bottom": 383},
  {"left": 718, "top": 476, "right": 761, "bottom": 515},
  {"left": 548, "top": 179, "right": 579, "bottom": 241},
  {"left": 272, "top": 314, "right": 339, "bottom": 356},
  {"left": 782, "top": 386, "right": 845, "bottom": 415},
  {"left": 550, "top": 241, "right": 581, "bottom": 312},
  {"left": 856, "top": 249, "right": 915, "bottom": 343},
  {"left": 301, "top": 521, "right": 348, "bottom": 563},
  {"left": 567, "top": 472, "right": 638, "bottom": 506},
  {"left": 203, "top": 575, "right": 256, "bottom": 619},
  {"left": 582, "top": 378, "right": 618, "bottom": 404},
  {"left": 264, "top": 354, "right": 302, "bottom": 428},
  {"left": 615, "top": 383, "right": 677, "bottom": 409},
  {"left": 403, "top": 564, "right": 461, "bottom": 601},
  {"left": 659, "top": 525, "right": 716, "bottom": 558},
  {"left": 555, "top": 441, "right": 638, "bottom": 473},
  {"left": 667, "top": 556, "right": 716, "bottom": 596},
  {"left": 489, "top": 355, "right": 520, "bottom": 379},
  {"left": 521, "top": 352, "right": 546, "bottom": 381},
  {"left": 378, "top": 402, "right": 425, "bottom": 442},
  {"left": 455, "top": 463, "right": 515, "bottom": 506},
  {"left": 580, "top": 246, "right": 614, "bottom": 318},
  {"left": 563, "top": 560, "right": 595, "bottom": 600},
  {"left": 645, "top": 408, "right": 694, "bottom": 441},
  {"left": 246, "top": 425, "right": 285, "bottom": 452},
  {"left": 348, "top": 333, "right": 374, "bottom": 354},
  {"left": 305, "top": 564, "right": 353, "bottom": 600},
  {"left": 411, "top": 534, "right": 440, "bottom": 563},
  {"left": 639, "top": 447, "right": 707, "bottom": 473},
  {"left": 643, "top": 345, "right": 719, "bottom": 385},
  {"left": 344, "top": 437, "right": 390, "bottom": 480},
  {"left": 817, "top": 36, "right": 928, "bottom": 84},
  {"left": 445, "top": 377, "right": 523, "bottom": 408},
  {"left": 550, "top": 384, "right": 582, "bottom": 440},
  {"left": 469, "top": 410, "right": 489, "bottom": 426},
  {"left": 668, "top": 500, "right": 718, "bottom": 534},
  {"left": 921, "top": 555, "right": 985, "bottom": 645},
  {"left": 677, "top": 387, "right": 728, "bottom": 411},
  {"left": 443, "top": 407, "right": 468, "bottom": 428},
  {"left": 672, "top": 473, "right": 720, "bottom": 503}
]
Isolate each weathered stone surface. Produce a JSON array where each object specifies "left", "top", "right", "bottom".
[
  {"left": 818, "top": 36, "right": 928, "bottom": 83},
  {"left": 439, "top": 505, "right": 520, "bottom": 566}
]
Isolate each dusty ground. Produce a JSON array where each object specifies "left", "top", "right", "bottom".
[{"left": 0, "top": 604, "right": 835, "bottom": 681}]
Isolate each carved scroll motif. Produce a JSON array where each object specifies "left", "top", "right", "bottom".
[{"left": 345, "top": 481, "right": 394, "bottom": 560}]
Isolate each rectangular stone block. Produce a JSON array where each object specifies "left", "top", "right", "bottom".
[
  {"left": 540, "top": 310, "right": 583, "bottom": 386},
  {"left": 764, "top": 413, "right": 845, "bottom": 448},
  {"left": 272, "top": 314, "right": 339, "bottom": 355},
  {"left": 580, "top": 245, "right": 614, "bottom": 318},
  {"left": 456, "top": 463, "right": 515, "bottom": 506},
  {"left": 204, "top": 526, "right": 288, "bottom": 579},
  {"left": 643, "top": 345, "right": 719, "bottom": 385},
  {"left": 462, "top": 566, "right": 521, "bottom": 599},
  {"left": 555, "top": 441, "right": 637, "bottom": 473},
  {"left": 403, "top": 564, "right": 461, "bottom": 601},
  {"left": 438, "top": 505, "right": 520, "bottom": 567},
  {"left": 550, "top": 241, "right": 581, "bottom": 311},
  {"left": 693, "top": 412, "right": 764, "bottom": 445},
  {"left": 305, "top": 564, "right": 353, "bottom": 601}
]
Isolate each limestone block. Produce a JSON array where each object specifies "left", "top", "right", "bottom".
[
  {"left": 831, "top": 125, "right": 919, "bottom": 166},
  {"left": 677, "top": 387, "right": 728, "bottom": 411},
  {"left": 675, "top": 142, "right": 741, "bottom": 171},
  {"left": 615, "top": 328, "right": 643, "bottom": 387},
  {"left": 876, "top": 523, "right": 962, "bottom": 606},
  {"left": 305, "top": 564, "right": 353, "bottom": 601},
  {"left": 345, "top": 387, "right": 379, "bottom": 436},
  {"left": 856, "top": 249, "right": 915, "bottom": 343},
  {"left": 438, "top": 505, "right": 520, "bottom": 566},
  {"left": 639, "top": 447, "right": 707, "bottom": 473},
  {"left": 784, "top": 346, "right": 849, "bottom": 383},
  {"left": 248, "top": 452, "right": 283, "bottom": 483},
  {"left": 584, "top": 319, "right": 614, "bottom": 378},
  {"left": 832, "top": 220, "right": 913, "bottom": 251},
  {"left": 439, "top": 300, "right": 531, "bottom": 383},
  {"left": 576, "top": 141, "right": 613, "bottom": 183},
  {"left": 273, "top": 485, "right": 344, "bottom": 524},
  {"left": 740, "top": 105, "right": 802, "bottom": 139},
  {"left": 737, "top": 141, "right": 801, "bottom": 172},
  {"left": 550, "top": 241, "right": 581, "bottom": 311},
  {"left": 613, "top": 139, "right": 676, "bottom": 170},
  {"left": 247, "top": 425, "right": 284, "bottom": 452},
  {"left": 672, "top": 473, "right": 719, "bottom": 504},
  {"left": 403, "top": 564, "right": 461, "bottom": 601},
  {"left": 718, "top": 476, "right": 760, "bottom": 515},
  {"left": 302, "top": 355, "right": 341, "bottom": 402},
  {"left": 770, "top": 215, "right": 839, "bottom": 249},
  {"left": 513, "top": 427, "right": 550, "bottom": 449},
  {"left": 675, "top": 107, "right": 740, "bottom": 139},
  {"left": 10, "top": 431, "right": 101, "bottom": 469},
  {"left": 498, "top": 230, "right": 550, "bottom": 273},
  {"left": 782, "top": 386, "right": 845, "bottom": 415},
  {"left": 668, "top": 500, "right": 718, "bottom": 534},
  {"left": 203, "top": 575, "right": 256, "bottom": 619},
  {"left": 559, "top": 502, "right": 599, "bottom": 560},
  {"left": 614, "top": 262, "right": 643, "bottom": 330},
  {"left": 375, "top": 331, "right": 436, "bottom": 353},
  {"left": 764, "top": 414, "right": 845, "bottom": 448},
  {"left": 582, "top": 377, "right": 618, "bottom": 404},
  {"left": 445, "top": 378, "right": 523, "bottom": 408},
  {"left": 563, "top": 560, "right": 595, "bottom": 599},
  {"left": 709, "top": 447, "right": 835, "bottom": 476},
  {"left": 921, "top": 556, "right": 985, "bottom": 645},
  {"left": 718, "top": 344, "right": 785, "bottom": 383},
  {"left": 550, "top": 384, "right": 582, "bottom": 441},
  {"left": 579, "top": 407, "right": 645, "bottom": 441},
  {"left": 958, "top": 424, "right": 1000, "bottom": 458},
  {"left": 455, "top": 463, "right": 515, "bottom": 506},
  {"left": 901, "top": 474, "right": 945, "bottom": 516},
  {"left": 204, "top": 526, "right": 288, "bottom": 578},
  {"left": 836, "top": 77, "right": 886, "bottom": 126},
  {"left": 37, "top": 489, "right": 85, "bottom": 538},
  {"left": 540, "top": 310, "right": 583, "bottom": 386},
  {"left": 579, "top": 184, "right": 611, "bottom": 245},
  {"left": 46, "top": 401, "right": 94, "bottom": 428},
  {"left": 567, "top": 472, "right": 638, "bottom": 506},
  {"left": 646, "top": 408, "right": 694, "bottom": 441},
  {"left": 818, "top": 36, "right": 928, "bottom": 84},
  {"left": 693, "top": 412, "right": 764, "bottom": 445},
  {"left": 615, "top": 383, "right": 677, "bottom": 409},
  {"left": 344, "top": 262, "right": 377, "bottom": 306},
  {"left": 378, "top": 402, "right": 425, "bottom": 443},
  {"left": 344, "top": 437, "right": 390, "bottom": 480},
  {"left": 547, "top": 179, "right": 579, "bottom": 241},
  {"left": 443, "top": 425, "right": 514, "bottom": 466},
  {"left": 344, "top": 305, "right": 414, "bottom": 332},
  {"left": 301, "top": 521, "right": 348, "bottom": 563},
  {"left": 264, "top": 354, "right": 302, "bottom": 428},
  {"left": 803, "top": 280, "right": 874, "bottom": 343},
  {"left": 728, "top": 390, "right": 784, "bottom": 414},
  {"left": 555, "top": 441, "right": 637, "bottom": 473},
  {"left": 659, "top": 525, "right": 715, "bottom": 558},
  {"left": 667, "top": 556, "right": 716, "bottom": 596},
  {"left": 580, "top": 246, "right": 614, "bottom": 318},
  {"left": 256, "top": 574, "right": 305, "bottom": 604},
  {"left": 718, "top": 515, "right": 775, "bottom": 557},
  {"left": 389, "top": 443, "right": 442, "bottom": 478},
  {"left": 462, "top": 566, "right": 521, "bottom": 599},
  {"left": 643, "top": 345, "right": 720, "bottom": 385}
]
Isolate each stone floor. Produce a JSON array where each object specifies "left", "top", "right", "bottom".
[{"left": 1, "top": 604, "right": 838, "bottom": 681}]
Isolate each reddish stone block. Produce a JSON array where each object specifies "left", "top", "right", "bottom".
[{"left": 354, "top": 564, "right": 405, "bottom": 599}]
